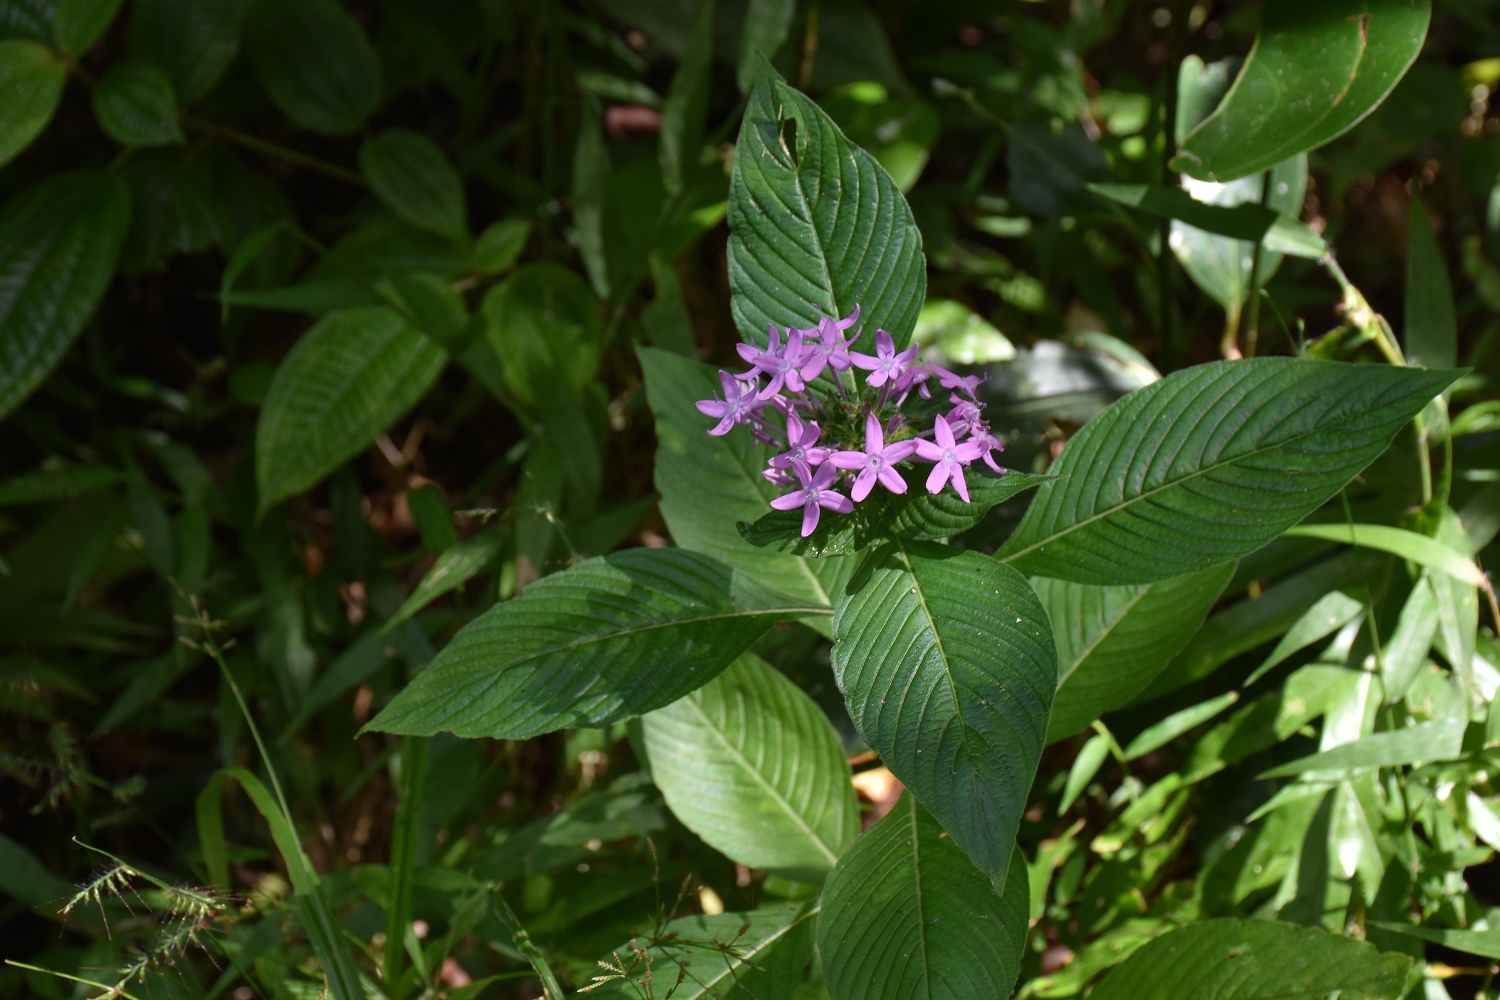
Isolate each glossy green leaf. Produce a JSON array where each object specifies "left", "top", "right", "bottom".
[
  {"left": 1369, "top": 922, "right": 1500, "bottom": 961},
  {"left": 999, "top": 359, "right": 1461, "bottom": 585},
  {"left": 916, "top": 298, "right": 1014, "bottom": 364},
  {"left": 0, "top": 39, "right": 64, "bottom": 168},
  {"left": 129, "top": 0, "right": 248, "bottom": 102},
  {"left": 727, "top": 57, "right": 925, "bottom": 353},
  {"left": 659, "top": 0, "right": 711, "bottom": 197},
  {"left": 245, "top": 0, "right": 380, "bottom": 136},
  {"left": 587, "top": 903, "right": 816, "bottom": 1000},
  {"left": 382, "top": 527, "right": 504, "bottom": 634},
  {"left": 1103, "top": 919, "right": 1409, "bottom": 999},
  {"left": 737, "top": 0, "right": 795, "bottom": 92},
  {"left": 640, "top": 346, "right": 853, "bottom": 608},
  {"left": 52, "top": 0, "right": 120, "bottom": 55},
  {"left": 1042, "top": 563, "right": 1234, "bottom": 742},
  {"left": 1093, "top": 182, "right": 1324, "bottom": 259},
  {"left": 0, "top": 463, "right": 118, "bottom": 504},
  {"left": 359, "top": 129, "right": 467, "bottom": 241},
  {"left": 1060, "top": 732, "right": 1111, "bottom": 814},
  {"left": 1406, "top": 197, "right": 1457, "bottom": 370},
  {"left": 0, "top": 171, "right": 130, "bottom": 420},
  {"left": 256, "top": 306, "right": 447, "bottom": 512},
  {"left": 366, "top": 548, "right": 816, "bottom": 740},
  {"left": 642, "top": 653, "right": 858, "bottom": 877},
  {"left": 833, "top": 539, "right": 1055, "bottom": 877},
  {"left": 1173, "top": 1, "right": 1433, "bottom": 182},
  {"left": 1124, "top": 691, "right": 1239, "bottom": 760},
  {"left": 472, "top": 219, "right": 529, "bottom": 275},
  {"left": 1283, "top": 523, "right": 1485, "bottom": 586},
  {"left": 1381, "top": 574, "right": 1438, "bottom": 701},
  {"left": 1261, "top": 718, "right": 1465, "bottom": 777},
  {"left": 92, "top": 62, "right": 183, "bottom": 147},
  {"left": 483, "top": 263, "right": 602, "bottom": 405},
  {"left": 1244, "top": 589, "right": 1365, "bottom": 686},
  {"left": 818, "top": 797, "right": 1029, "bottom": 1000}
]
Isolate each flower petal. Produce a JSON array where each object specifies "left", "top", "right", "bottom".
[
  {"left": 770, "top": 491, "right": 805, "bottom": 510},
  {"left": 864, "top": 412, "right": 884, "bottom": 454},
  {"left": 819, "top": 491, "right": 854, "bottom": 514},
  {"left": 852, "top": 468, "right": 876, "bottom": 502},
  {"left": 800, "top": 502, "right": 820, "bottom": 536},
  {"left": 878, "top": 465, "right": 907, "bottom": 494},
  {"left": 933, "top": 414, "right": 956, "bottom": 450},
  {"left": 913, "top": 440, "right": 944, "bottom": 462},
  {"left": 951, "top": 467, "right": 971, "bottom": 503},
  {"left": 925, "top": 462, "right": 948, "bottom": 494}
]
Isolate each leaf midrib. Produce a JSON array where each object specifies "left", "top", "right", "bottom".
[
  {"left": 673, "top": 905, "right": 821, "bottom": 999},
  {"left": 679, "top": 691, "right": 841, "bottom": 866},
  {"left": 1056, "top": 585, "right": 1152, "bottom": 689},
  {"left": 1001, "top": 379, "right": 1399, "bottom": 564}
]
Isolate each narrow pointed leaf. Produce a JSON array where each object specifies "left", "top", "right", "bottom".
[
  {"left": 728, "top": 58, "right": 925, "bottom": 353},
  {"left": 833, "top": 539, "right": 1055, "bottom": 877},
  {"left": 1043, "top": 563, "right": 1234, "bottom": 742},
  {"left": 381, "top": 527, "right": 506, "bottom": 634},
  {"left": 1091, "top": 183, "right": 1325, "bottom": 258},
  {"left": 1283, "top": 523, "right": 1485, "bottom": 586},
  {"left": 1244, "top": 589, "right": 1366, "bottom": 686},
  {"left": 1406, "top": 197, "right": 1457, "bottom": 369},
  {"left": 642, "top": 653, "right": 858, "bottom": 876},
  {"left": 1260, "top": 719, "right": 1466, "bottom": 777},
  {"left": 818, "top": 796, "right": 1029, "bottom": 1000},
  {"left": 1173, "top": 0, "right": 1432, "bottom": 183},
  {"left": 659, "top": 0, "right": 712, "bottom": 197},
  {"left": 1369, "top": 922, "right": 1500, "bottom": 961},
  {"left": 1123, "top": 691, "right": 1239, "bottom": 760},
  {"left": 367, "top": 548, "right": 817, "bottom": 740},
  {"left": 999, "top": 358, "right": 1462, "bottom": 585},
  {"left": 737, "top": 0, "right": 795, "bottom": 92}
]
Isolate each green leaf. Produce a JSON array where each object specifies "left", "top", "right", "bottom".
[
  {"left": 1173, "top": 1, "right": 1432, "bottom": 183},
  {"left": 366, "top": 548, "right": 815, "bottom": 740},
  {"left": 0, "top": 1, "right": 56, "bottom": 43},
  {"left": 1261, "top": 719, "right": 1466, "bottom": 778},
  {"left": 52, "top": 0, "right": 120, "bottom": 55},
  {"left": 0, "top": 831, "right": 72, "bottom": 907},
  {"left": 727, "top": 57, "right": 925, "bottom": 353},
  {"left": 1123, "top": 691, "right": 1239, "bottom": 759},
  {"left": 1043, "top": 563, "right": 1234, "bottom": 742},
  {"left": 483, "top": 263, "right": 602, "bottom": 404},
  {"left": 92, "top": 62, "right": 183, "bottom": 147},
  {"left": 0, "top": 171, "right": 130, "bottom": 420},
  {"left": 0, "top": 463, "right": 118, "bottom": 504},
  {"left": 1381, "top": 574, "right": 1439, "bottom": 701},
  {"left": 659, "top": 0, "right": 712, "bottom": 198},
  {"left": 640, "top": 345, "right": 853, "bottom": 608},
  {"left": 382, "top": 527, "right": 505, "bottom": 634},
  {"left": 1283, "top": 523, "right": 1485, "bottom": 586},
  {"left": 245, "top": 0, "right": 380, "bottom": 136},
  {"left": 223, "top": 277, "right": 381, "bottom": 315},
  {"left": 640, "top": 252, "right": 697, "bottom": 356},
  {"left": 129, "top": 0, "right": 248, "bottom": 102},
  {"left": 915, "top": 298, "right": 1014, "bottom": 364},
  {"left": 1405, "top": 197, "right": 1458, "bottom": 370},
  {"left": 1060, "top": 732, "right": 1111, "bottom": 814},
  {"left": 833, "top": 539, "right": 1055, "bottom": 877},
  {"left": 0, "top": 38, "right": 65, "bottom": 168},
  {"left": 1368, "top": 922, "right": 1500, "bottom": 961},
  {"left": 1092, "top": 182, "right": 1324, "bottom": 258},
  {"left": 1093, "top": 918, "right": 1410, "bottom": 999},
  {"left": 571, "top": 95, "right": 610, "bottom": 299},
  {"left": 818, "top": 797, "right": 1029, "bottom": 1000},
  {"left": 884, "top": 469, "right": 1053, "bottom": 541},
  {"left": 586, "top": 903, "right": 816, "bottom": 1000},
  {"left": 737, "top": 0, "right": 795, "bottom": 93},
  {"left": 472, "top": 219, "right": 529, "bottom": 275},
  {"left": 256, "top": 306, "right": 447, "bottom": 512},
  {"left": 999, "top": 358, "right": 1462, "bottom": 585},
  {"left": 360, "top": 128, "right": 467, "bottom": 241},
  {"left": 642, "top": 653, "right": 858, "bottom": 878},
  {"left": 1244, "top": 589, "right": 1366, "bottom": 687}
]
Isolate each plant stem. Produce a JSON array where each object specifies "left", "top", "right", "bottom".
[
  {"left": 1320, "top": 253, "right": 1406, "bottom": 366},
  {"left": 489, "top": 890, "right": 566, "bottom": 999},
  {"left": 182, "top": 115, "right": 367, "bottom": 187},
  {"left": 5, "top": 961, "right": 146, "bottom": 1000}
]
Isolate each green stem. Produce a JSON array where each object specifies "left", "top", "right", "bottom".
[
  {"left": 183, "top": 115, "right": 366, "bottom": 187},
  {"left": 1244, "top": 173, "right": 1271, "bottom": 358},
  {"left": 489, "top": 890, "right": 566, "bottom": 1000},
  {"left": 384, "top": 737, "right": 428, "bottom": 997},
  {"left": 5, "top": 961, "right": 146, "bottom": 1000},
  {"left": 1320, "top": 253, "right": 1405, "bottom": 366}
]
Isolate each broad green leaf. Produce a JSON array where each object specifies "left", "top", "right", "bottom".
[
  {"left": 1094, "top": 182, "right": 1324, "bottom": 258},
  {"left": 0, "top": 39, "right": 64, "bottom": 168},
  {"left": 256, "top": 306, "right": 446, "bottom": 512},
  {"left": 915, "top": 298, "right": 1014, "bottom": 364},
  {"left": 0, "top": 463, "right": 118, "bottom": 504},
  {"left": 833, "top": 539, "right": 1056, "bottom": 877},
  {"left": 472, "top": 219, "right": 529, "bottom": 275},
  {"left": 0, "top": 0, "right": 55, "bottom": 43},
  {"left": 727, "top": 57, "right": 925, "bottom": 353},
  {"left": 999, "top": 359, "right": 1461, "bottom": 585},
  {"left": 1092, "top": 918, "right": 1411, "bottom": 1000},
  {"left": 1260, "top": 718, "right": 1465, "bottom": 777},
  {"left": 1042, "top": 563, "right": 1234, "bottom": 742},
  {"left": 659, "top": 0, "right": 711, "bottom": 197},
  {"left": 818, "top": 797, "right": 1029, "bottom": 1000},
  {"left": 129, "top": 0, "right": 247, "bottom": 102},
  {"left": 245, "top": 0, "right": 380, "bottom": 136},
  {"left": 91, "top": 62, "right": 183, "bottom": 147},
  {"left": 642, "top": 653, "right": 858, "bottom": 877},
  {"left": 1406, "top": 197, "right": 1457, "bottom": 369},
  {"left": 51, "top": 0, "right": 119, "bottom": 55},
  {"left": 1174, "top": 1, "right": 1432, "bottom": 183},
  {"left": 640, "top": 346, "right": 853, "bottom": 608},
  {"left": 1381, "top": 575, "right": 1438, "bottom": 701},
  {"left": 737, "top": 0, "right": 795, "bottom": 93},
  {"left": 0, "top": 171, "right": 130, "bottom": 420},
  {"left": 382, "top": 527, "right": 504, "bottom": 634},
  {"left": 359, "top": 129, "right": 467, "bottom": 241},
  {"left": 1283, "top": 523, "right": 1485, "bottom": 586},
  {"left": 1244, "top": 589, "right": 1366, "bottom": 687},
  {"left": 1370, "top": 921, "right": 1500, "bottom": 961},
  {"left": 586, "top": 903, "right": 816, "bottom": 1000},
  {"left": 1124, "top": 691, "right": 1239, "bottom": 760},
  {"left": 483, "top": 263, "right": 602, "bottom": 404},
  {"left": 366, "top": 548, "right": 814, "bottom": 740}
]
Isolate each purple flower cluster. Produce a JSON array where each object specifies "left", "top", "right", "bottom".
[{"left": 696, "top": 306, "right": 1004, "bottom": 536}]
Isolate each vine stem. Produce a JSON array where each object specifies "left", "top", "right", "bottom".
[{"left": 181, "top": 115, "right": 367, "bottom": 187}]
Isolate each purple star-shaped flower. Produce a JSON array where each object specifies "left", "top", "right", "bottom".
[
  {"left": 969, "top": 427, "right": 1006, "bottom": 473},
  {"left": 945, "top": 396, "right": 984, "bottom": 438},
  {"left": 799, "top": 305, "right": 860, "bottom": 381},
  {"left": 830, "top": 413, "right": 918, "bottom": 502},
  {"left": 914, "top": 414, "right": 984, "bottom": 502},
  {"left": 849, "top": 330, "right": 919, "bottom": 388},
  {"left": 696, "top": 370, "right": 764, "bottom": 436},
  {"left": 894, "top": 363, "right": 932, "bottom": 402},
  {"left": 769, "top": 412, "right": 830, "bottom": 469},
  {"left": 769, "top": 460, "right": 853, "bottom": 536},
  {"left": 930, "top": 363, "right": 985, "bottom": 399},
  {"left": 737, "top": 324, "right": 807, "bottom": 400}
]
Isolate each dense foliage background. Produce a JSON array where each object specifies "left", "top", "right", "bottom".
[{"left": 2, "top": 0, "right": 1499, "bottom": 998}]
